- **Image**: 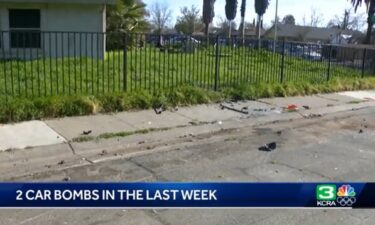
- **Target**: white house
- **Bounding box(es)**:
[0,0,116,59]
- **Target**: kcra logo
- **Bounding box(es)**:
[316,184,356,207]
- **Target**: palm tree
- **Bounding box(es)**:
[254,0,269,48]
[350,0,374,44]
[107,0,148,33]
[203,0,216,37]
[225,0,238,38]
[240,0,247,40]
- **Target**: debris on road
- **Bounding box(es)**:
[99,150,108,156]
[220,104,249,115]
[57,160,65,165]
[285,104,298,112]
[62,177,71,182]
[302,105,311,110]
[276,131,282,136]
[154,105,164,114]
[82,130,92,135]
[258,142,277,152]
[302,113,323,119]
[359,129,364,134]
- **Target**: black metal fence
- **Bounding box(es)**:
[0,31,374,100]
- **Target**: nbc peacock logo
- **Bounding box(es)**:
[316,184,357,207]
[336,185,356,207]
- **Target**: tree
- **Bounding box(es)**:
[282,15,296,25]
[254,0,269,48]
[106,0,149,33]
[175,5,204,35]
[148,3,172,35]
[217,17,237,37]
[309,7,324,27]
[240,0,247,39]
[202,0,216,36]
[351,0,375,44]
[225,0,238,38]
[327,9,365,30]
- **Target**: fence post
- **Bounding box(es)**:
[214,35,220,91]
[280,40,285,83]
[361,48,367,78]
[327,45,332,82]
[123,33,128,92]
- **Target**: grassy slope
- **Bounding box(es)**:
[1,77,375,123]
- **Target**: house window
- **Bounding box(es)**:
[9,9,41,48]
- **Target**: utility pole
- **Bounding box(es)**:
[273,0,279,53]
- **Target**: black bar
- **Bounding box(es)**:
[214,35,220,91]
[1,32,7,101]
[123,33,128,92]
[327,45,332,82]
[280,40,285,83]
[361,48,367,78]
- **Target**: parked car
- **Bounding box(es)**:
[166,36,201,45]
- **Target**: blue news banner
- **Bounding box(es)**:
[0,183,374,208]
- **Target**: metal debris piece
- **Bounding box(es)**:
[302,105,311,110]
[154,106,163,114]
[258,142,277,152]
[99,150,108,156]
[62,177,71,182]
[82,130,92,135]
[303,113,323,119]
[220,104,249,114]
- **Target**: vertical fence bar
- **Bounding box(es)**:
[123,33,128,92]
[361,48,367,78]
[280,40,285,83]
[327,45,332,82]
[214,35,220,91]
[1,32,7,102]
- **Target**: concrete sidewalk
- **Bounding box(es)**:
[1,90,375,152]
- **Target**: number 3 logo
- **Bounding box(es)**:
[316,185,337,201]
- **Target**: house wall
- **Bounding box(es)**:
[0,2,106,59]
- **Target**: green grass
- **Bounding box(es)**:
[1,77,375,123]
[0,46,371,99]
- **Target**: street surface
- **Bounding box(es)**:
[1,106,375,224]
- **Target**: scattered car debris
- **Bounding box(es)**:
[253,108,269,112]
[62,177,71,182]
[286,104,298,112]
[82,130,92,135]
[302,113,323,119]
[220,104,249,114]
[57,160,65,165]
[154,106,164,114]
[99,150,108,156]
[258,142,277,152]
[302,105,310,110]
[359,129,364,134]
